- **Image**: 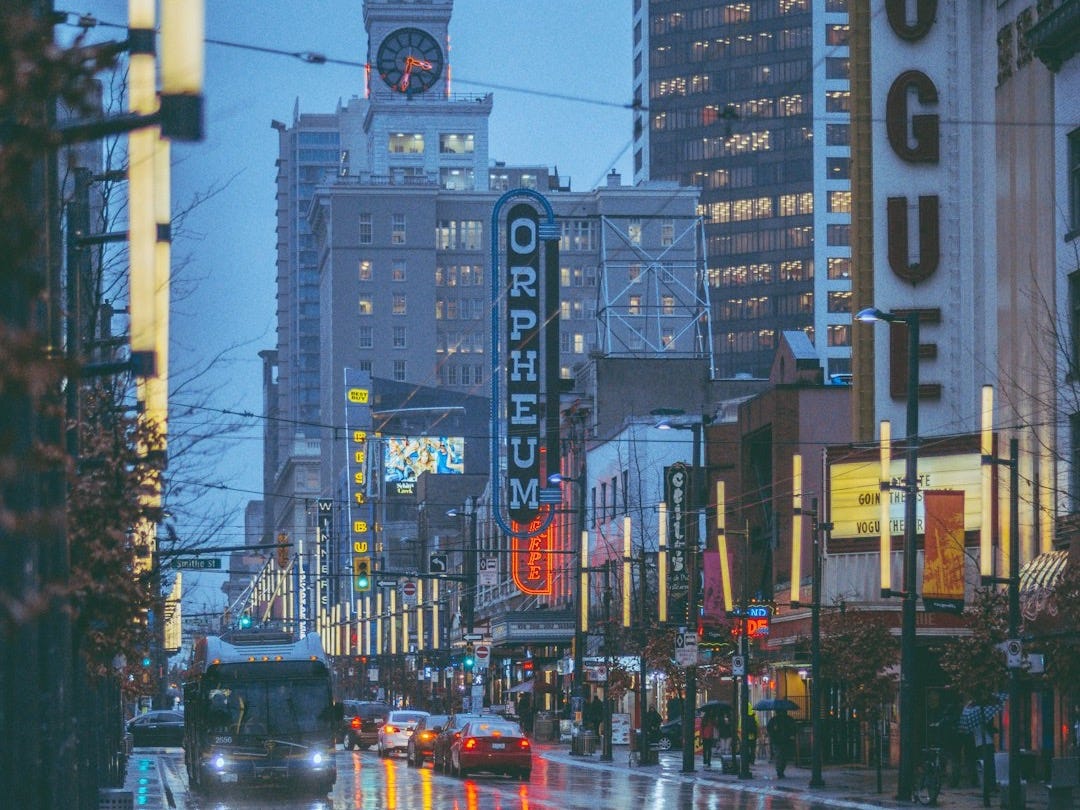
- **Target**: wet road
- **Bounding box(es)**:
[161,747,869,810]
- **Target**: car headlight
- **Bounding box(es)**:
[213,754,226,770]
[311,751,324,766]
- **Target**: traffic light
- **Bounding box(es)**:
[463,643,475,670]
[355,556,371,591]
[239,612,252,629]
[141,653,152,668]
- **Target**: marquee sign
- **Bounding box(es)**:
[665,463,690,622]
[511,514,553,595]
[505,203,542,525]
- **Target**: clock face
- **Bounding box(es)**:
[376,27,444,96]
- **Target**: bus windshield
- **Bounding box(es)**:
[206,678,331,737]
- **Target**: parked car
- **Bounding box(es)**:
[341,700,391,750]
[656,700,733,750]
[449,718,532,780]
[406,713,449,767]
[432,713,485,772]
[377,709,429,758]
[126,709,185,748]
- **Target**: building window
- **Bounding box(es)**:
[827,323,851,347]
[661,219,674,246]
[358,326,373,348]
[827,224,851,246]
[825,91,851,113]
[388,133,424,154]
[826,124,850,146]
[662,295,675,315]
[1069,127,1080,238]
[359,296,373,315]
[825,24,850,46]
[628,218,643,245]
[393,360,406,382]
[392,214,406,245]
[629,295,642,316]
[392,259,406,282]
[359,259,372,281]
[440,133,474,154]
[1069,270,1080,378]
[393,326,407,348]
[827,257,851,279]
[359,213,373,244]
[393,294,406,315]
[827,291,852,313]
[440,167,475,190]
[827,158,850,179]
[827,190,852,213]
[825,57,850,80]
[474,364,484,385]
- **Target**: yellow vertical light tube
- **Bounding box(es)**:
[389,590,398,655]
[980,385,994,579]
[716,481,733,612]
[375,591,383,655]
[579,530,589,634]
[431,579,440,650]
[658,503,668,624]
[147,135,170,456]
[402,594,410,658]
[791,454,804,606]
[416,579,424,655]
[622,517,632,628]
[161,0,204,95]
[880,420,893,595]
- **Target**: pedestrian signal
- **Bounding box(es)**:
[355,557,372,591]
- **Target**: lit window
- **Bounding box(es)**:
[358,297,373,315]
[392,214,406,245]
[440,133,475,154]
[388,133,424,154]
[359,260,372,281]
[393,295,406,315]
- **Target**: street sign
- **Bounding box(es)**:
[474,644,490,669]
[430,552,447,573]
[173,558,222,570]
[401,579,418,606]
[462,632,484,641]
[478,556,498,586]
[675,627,698,666]
[732,654,746,676]
[376,578,398,588]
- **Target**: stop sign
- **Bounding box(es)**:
[402,580,417,597]
[474,644,490,662]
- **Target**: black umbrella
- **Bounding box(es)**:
[754,698,799,712]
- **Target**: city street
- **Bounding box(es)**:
[144,743,1001,810]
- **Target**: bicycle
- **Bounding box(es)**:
[914,746,944,805]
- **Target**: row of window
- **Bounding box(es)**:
[699,191,815,223]
[708,225,815,255]
[652,59,813,97]
[709,256,851,287]
[435,298,486,320]
[684,158,812,190]
[652,27,812,68]
[650,0,815,35]
[435,264,484,287]
[437,332,485,354]
[387,132,475,155]
[652,95,806,132]
[347,358,407,383]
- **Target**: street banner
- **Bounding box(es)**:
[922,489,966,613]
[665,463,691,623]
[701,550,725,624]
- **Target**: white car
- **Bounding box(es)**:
[377,710,429,758]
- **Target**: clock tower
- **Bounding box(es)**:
[361,0,490,189]
[364,0,452,100]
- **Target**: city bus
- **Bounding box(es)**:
[183,631,338,794]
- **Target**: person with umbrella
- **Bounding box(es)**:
[766,707,797,778]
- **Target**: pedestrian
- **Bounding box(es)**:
[586,695,604,733]
[970,705,997,807]
[645,705,662,745]
[766,708,797,778]
[744,711,759,765]
[700,711,718,767]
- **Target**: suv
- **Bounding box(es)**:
[341,700,391,751]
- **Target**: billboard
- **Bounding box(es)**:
[384,435,464,496]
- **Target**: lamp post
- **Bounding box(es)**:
[809,498,826,788]
[448,499,479,710]
[656,414,704,775]
[857,306,920,801]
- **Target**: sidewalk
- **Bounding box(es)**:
[98,749,175,810]
[539,742,1061,810]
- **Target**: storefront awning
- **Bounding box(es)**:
[508,680,533,693]
[1020,549,1068,622]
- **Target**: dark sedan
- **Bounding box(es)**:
[432,713,485,772]
[406,713,449,767]
[449,718,532,780]
[126,709,185,748]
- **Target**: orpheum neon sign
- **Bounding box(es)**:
[505,203,541,525]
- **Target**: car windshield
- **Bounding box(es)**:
[391,711,427,724]
[206,679,332,736]
[424,714,450,729]
[466,721,522,738]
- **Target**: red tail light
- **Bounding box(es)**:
[518,738,531,750]
[384,724,399,734]
[463,738,479,751]
[350,717,362,730]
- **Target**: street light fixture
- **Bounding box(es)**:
[856,306,920,801]
[656,415,704,775]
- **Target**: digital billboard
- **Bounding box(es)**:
[384,435,464,496]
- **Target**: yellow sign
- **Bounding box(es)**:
[347,388,369,404]
[829,452,983,539]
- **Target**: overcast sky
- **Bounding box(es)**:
[67,2,635,611]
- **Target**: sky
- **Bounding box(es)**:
[67,2,635,611]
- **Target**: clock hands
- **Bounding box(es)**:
[398,55,434,91]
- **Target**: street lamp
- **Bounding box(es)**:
[656,415,704,775]
[857,306,920,801]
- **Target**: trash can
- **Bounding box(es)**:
[534,712,557,742]
[572,729,598,755]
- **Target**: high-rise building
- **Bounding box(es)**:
[632,0,853,380]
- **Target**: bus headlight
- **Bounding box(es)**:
[213,754,227,770]
[311,751,324,766]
